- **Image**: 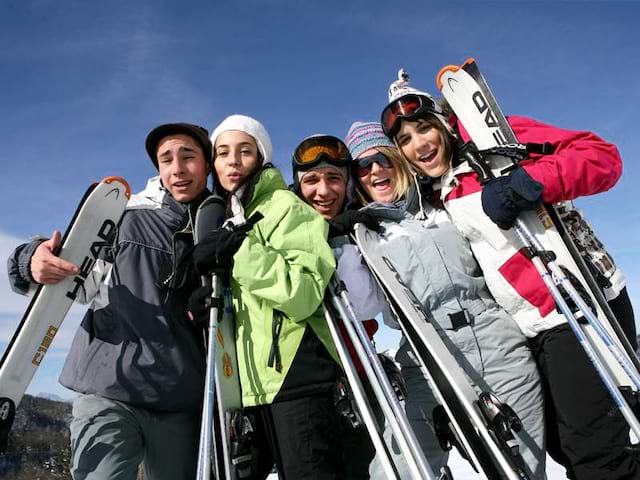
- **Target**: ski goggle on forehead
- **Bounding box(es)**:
[293,135,351,171]
[381,94,438,138]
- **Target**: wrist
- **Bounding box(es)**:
[20,237,47,283]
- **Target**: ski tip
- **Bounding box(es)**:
[436,64,461,91]
[436,58,477,90]
[102,176,132,199]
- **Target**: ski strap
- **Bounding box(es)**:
[478,142,555,163]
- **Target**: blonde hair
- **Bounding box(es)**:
[353,146,413,206]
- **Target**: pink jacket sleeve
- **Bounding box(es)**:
[509,116,622,203]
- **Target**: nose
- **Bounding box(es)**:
[316,178,330,196]
[370,161,384,174]
[169,157,185,175]
[227,150,241,166]
[413,132,426,148]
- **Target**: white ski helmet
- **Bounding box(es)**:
[382,69,453,138]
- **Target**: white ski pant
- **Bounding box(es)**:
[370,307,546,479]
[69,394,200,480]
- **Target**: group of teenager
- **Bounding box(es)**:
[7,70,638,480]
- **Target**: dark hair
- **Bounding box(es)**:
[397,114,455,178]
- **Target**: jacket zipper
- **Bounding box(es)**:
[267,312,283,373]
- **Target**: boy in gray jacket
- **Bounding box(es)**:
[8,123,212,480]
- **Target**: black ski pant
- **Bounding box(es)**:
[530,323,640,480]
[338,379,379,479]
[609,287,637,351]
[246,394,346,480]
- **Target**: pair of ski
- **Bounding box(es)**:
[326,224,530,480]
[438,58,640,438]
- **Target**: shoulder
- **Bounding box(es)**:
[117,178,180,250]
[126,176,165,210]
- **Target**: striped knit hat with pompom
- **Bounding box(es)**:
[345,121,395,160]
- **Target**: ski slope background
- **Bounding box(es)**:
[0,2,638,479]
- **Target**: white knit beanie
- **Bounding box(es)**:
[210,114,273,164]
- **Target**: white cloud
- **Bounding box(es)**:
[0,232,29,314]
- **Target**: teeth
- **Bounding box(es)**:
[419,150,436,161]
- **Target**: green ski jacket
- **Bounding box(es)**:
[230,168,338,407]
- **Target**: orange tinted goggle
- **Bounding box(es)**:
[293,135,351,170]
[381,94,437,138]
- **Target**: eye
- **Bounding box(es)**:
[302,177,318,185]
[216,149,228,157]
[417,123,432,133]
[396,135,409,147]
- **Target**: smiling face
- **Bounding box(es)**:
[355,148,397,203]
[396,118,450,178]
[299,166,347,220]
[157,134,209,203]
[214,130,260,192]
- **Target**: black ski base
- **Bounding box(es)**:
[0,397,16,453]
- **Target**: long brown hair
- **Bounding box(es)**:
[396,114,455,179]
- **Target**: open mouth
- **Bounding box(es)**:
[372,178,391,190]
[418,149,438,164]
[314,199,336,211]
[173,180,192,190]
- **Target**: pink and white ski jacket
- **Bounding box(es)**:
[439,115,622,338]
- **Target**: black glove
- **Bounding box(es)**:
[187,285,213,327]
[328,210,381,238]
[481,167,543,230]
[193,225,251,275]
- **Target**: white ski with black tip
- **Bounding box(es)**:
[354,224,531,480]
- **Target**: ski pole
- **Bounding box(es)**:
[196,276,221,480]
[545,205,640,376]
[193,193,228,480]
[322,296,400,480]
[511,223,640,438]
[328,276,437,480]
[462,144,640,437]
[513,222,640,391]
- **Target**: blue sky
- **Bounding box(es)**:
[1,0,638,413]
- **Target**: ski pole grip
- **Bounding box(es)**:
[459,141,493,185]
